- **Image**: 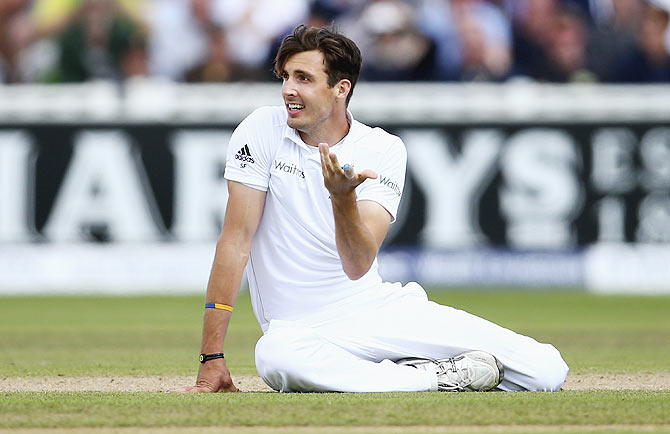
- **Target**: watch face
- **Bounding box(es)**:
[199,354,205,363]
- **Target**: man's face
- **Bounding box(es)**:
[280,50,340,137]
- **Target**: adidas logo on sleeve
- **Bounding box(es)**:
[235,144,255,164]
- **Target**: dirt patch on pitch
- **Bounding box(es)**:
[561,372,670,390]
[0,375,274,393]
[1,373,669,392]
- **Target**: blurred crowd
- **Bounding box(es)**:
[1,0,669,85]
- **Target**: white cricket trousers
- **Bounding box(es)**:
[255,282,569,393]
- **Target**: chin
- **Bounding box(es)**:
[287,117,305,130]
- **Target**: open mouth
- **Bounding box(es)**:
[287,103,304,114]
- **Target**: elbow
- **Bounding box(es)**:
[216,234,251,261]
[343,263,371,281]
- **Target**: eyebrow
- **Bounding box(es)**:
[291,69,315,79]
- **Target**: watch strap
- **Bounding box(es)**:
[199,352,224,364]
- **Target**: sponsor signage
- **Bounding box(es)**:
[4,123,669,247]
[1,83,670,292]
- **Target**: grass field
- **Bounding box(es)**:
[1,290,669,433]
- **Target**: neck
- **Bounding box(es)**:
[299,109,350,147]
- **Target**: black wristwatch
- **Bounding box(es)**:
[199,352,224,364]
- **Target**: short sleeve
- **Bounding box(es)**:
[356,137,407,223]
[224,107,275,191]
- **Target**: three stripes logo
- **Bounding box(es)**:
[235,144,255,164]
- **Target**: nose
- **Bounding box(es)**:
[282,78,297,98]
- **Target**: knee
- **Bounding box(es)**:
[255,326,315,390]
[530,344,569,392]
[255,328,294,378]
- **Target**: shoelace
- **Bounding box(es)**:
[435,356,474,391]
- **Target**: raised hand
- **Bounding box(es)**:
[318,143,377,197]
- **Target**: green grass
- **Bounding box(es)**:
[0,290,669,431]
[1,391,668,428]
[431,291,670,374]
[0,293,261,376]
[1,291,669,376]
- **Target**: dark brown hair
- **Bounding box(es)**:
[274,25,362,105]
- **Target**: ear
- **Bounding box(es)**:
[334,79,352,103]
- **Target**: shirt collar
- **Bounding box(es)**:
[283,109,362,150]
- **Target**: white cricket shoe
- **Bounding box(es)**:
[397,350,504,391]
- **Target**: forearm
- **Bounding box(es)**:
[331,191,379,280]
[200,238,250,353]
[173,240,246,394]
[171,181,264,394]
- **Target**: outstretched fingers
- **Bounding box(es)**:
[318,142,342,177]
[169,381,240,394]
[318,142,377,192]
[169,384,211,394]
[357,169,378,182]
[168,359,240,393]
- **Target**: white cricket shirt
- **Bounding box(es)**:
[224,106,407,331]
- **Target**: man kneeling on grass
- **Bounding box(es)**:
[173,25,569,394]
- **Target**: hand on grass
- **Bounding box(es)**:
[169,358,240,393]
